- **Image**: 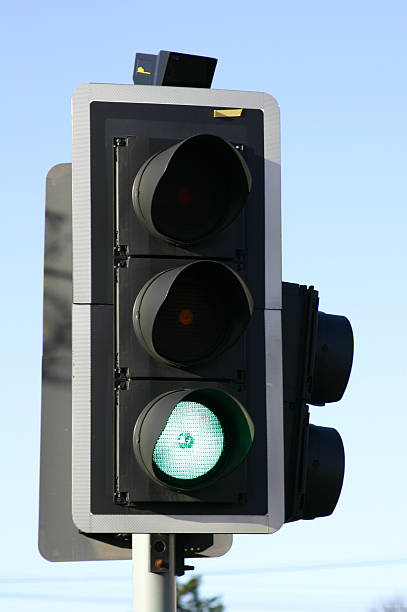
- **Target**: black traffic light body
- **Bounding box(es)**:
[282,282,353,523]
[72,84,284,534]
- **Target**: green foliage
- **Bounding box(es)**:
[177,576,224,612]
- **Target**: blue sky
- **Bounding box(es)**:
[1,1,407,610]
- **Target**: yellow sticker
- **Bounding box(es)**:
[213,108,243,118]
[136,66,151,75]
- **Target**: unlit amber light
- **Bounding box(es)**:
[178,309,194,326]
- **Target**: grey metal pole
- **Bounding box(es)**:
[132,534,177,612]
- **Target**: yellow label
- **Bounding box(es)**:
[213,108,243,118]
[136,66,151,75]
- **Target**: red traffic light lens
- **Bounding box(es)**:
[178,186,193,204]
[132,134,251,245]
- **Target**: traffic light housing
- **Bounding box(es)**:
[282,283,353,522]
[71,84,284,534]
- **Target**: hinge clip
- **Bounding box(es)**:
[114,245,129,268]
[115,367,130,391]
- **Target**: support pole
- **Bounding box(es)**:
[132,534,177,612]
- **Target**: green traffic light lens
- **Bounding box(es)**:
[152,401,224,480]
[134,389,255,492]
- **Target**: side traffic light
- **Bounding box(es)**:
[282,282,353,523]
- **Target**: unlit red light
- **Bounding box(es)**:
[178,186,193,204]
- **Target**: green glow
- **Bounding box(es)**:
[153,401,224,480]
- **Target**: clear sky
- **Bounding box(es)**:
[1,1,407,611]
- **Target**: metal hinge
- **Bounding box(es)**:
[114,137,127,148]
[115,367,130,391]
[114,245,129,268]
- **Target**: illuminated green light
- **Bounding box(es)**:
[153,401,224,480]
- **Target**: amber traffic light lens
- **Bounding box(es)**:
[133,261,253,367]
[152,264,250,364]
[178,308,194,326]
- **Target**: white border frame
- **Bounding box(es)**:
[72,83,284,534]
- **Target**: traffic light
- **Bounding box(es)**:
[282,283,353,523]
[71,83,284,534]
